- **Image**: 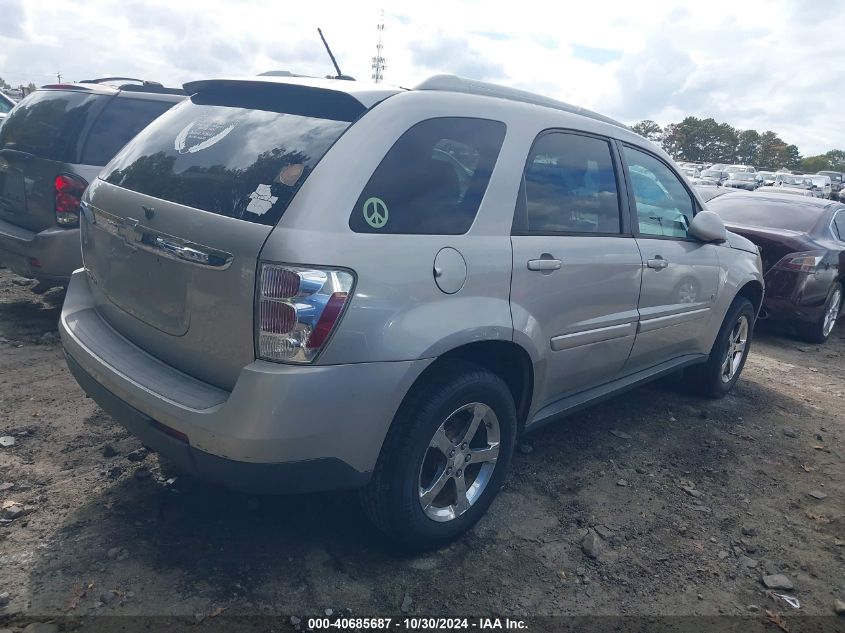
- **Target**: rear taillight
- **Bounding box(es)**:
[773,250,826,273]
[54,174,87,227]
[256,263,354,363]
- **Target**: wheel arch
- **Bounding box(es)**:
[404,340,535,434]
[736,279,764,317]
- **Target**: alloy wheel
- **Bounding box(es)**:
[418,402,500,522]
[823,286,842,338]
[721,315,749,383]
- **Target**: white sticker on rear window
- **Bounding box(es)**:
[174,119,235,154]
[246,184,279,216]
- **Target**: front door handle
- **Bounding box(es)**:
[527,258,562,271]
[647,256,669,270]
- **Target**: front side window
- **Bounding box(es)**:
[624,146,695,238]
[521,132,621,234]
[349,118,506,235]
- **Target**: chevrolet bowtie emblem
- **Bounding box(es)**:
[116,217,141,249]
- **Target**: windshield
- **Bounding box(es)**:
[102,97,351,227]
[732,173,756,181]
[702,170,723,178]
[818,171,842,183]
[779,176,810,187]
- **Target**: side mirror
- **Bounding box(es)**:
[689,210,727,243]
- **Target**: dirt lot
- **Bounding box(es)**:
[1,266,844,625]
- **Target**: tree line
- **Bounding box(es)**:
[631,117,845,173]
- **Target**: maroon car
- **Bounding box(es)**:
[708,191,844,343]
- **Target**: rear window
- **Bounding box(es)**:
[0,90,105,162]
[102,98,352,227]
[708,195,823,232]
[349,118,506,235]
[80,97,176,166]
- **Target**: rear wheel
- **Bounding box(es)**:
[799,283,842,344]
[360,360,516,550]
[688,297,755,398]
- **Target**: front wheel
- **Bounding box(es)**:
[799,283,842,344]
[688,297,756,398]
[359,360,516,550]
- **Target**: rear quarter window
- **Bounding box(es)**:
[349,117,506,235]
[0,90,105,162]
[80,97,177,166]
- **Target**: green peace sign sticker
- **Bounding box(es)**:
[363,197,389,229]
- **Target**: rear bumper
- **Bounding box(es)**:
[60,269,432,494]
[0,218,80,283]
[762,268,837,324]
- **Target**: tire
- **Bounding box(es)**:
[359,360,516,550]
[688,297,756,398]
[798,283,842,344]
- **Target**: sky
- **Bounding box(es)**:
[1,0,843,156]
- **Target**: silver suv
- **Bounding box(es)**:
[59,75,764,548]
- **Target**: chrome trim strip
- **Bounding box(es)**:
[551,321,637,351]
[84,202,234,270]
[638,307,710,334]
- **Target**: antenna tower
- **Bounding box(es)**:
[371,10,386,83]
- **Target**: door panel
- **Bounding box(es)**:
[627,238,720,371]
[619,143,721,373]
[511,235,643,407]
[510,130,642,408]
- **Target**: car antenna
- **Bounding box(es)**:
[317,27,355,81]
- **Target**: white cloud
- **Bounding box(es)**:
[0,0,842,154]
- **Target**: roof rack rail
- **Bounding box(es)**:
[414,75,628,130]
[80,77,159,86]
[79,77,185,96]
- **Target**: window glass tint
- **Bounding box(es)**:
[81,97,176,166]
[349,118,506,235]
[0,98,12,114]
[102,100,350,227]
[624,146,694,238]
[523,132,621,234]
[834,211,845,240]
[0,90,105,162]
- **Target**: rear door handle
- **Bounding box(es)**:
[527,258,562,271]
[647,256,669,270]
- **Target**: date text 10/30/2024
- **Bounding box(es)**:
[305,617,529,630]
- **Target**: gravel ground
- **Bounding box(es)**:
[0,267,844,626]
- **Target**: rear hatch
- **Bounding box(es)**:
[0,88,177,232]
[0,89,109,231]
[82,81,366,390]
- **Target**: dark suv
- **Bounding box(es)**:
[0,79,184,286]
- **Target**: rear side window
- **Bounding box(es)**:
[0,98,12,114]
[349,118,506,235]
[624,146,695,238]
[833,211,845,240]
[102,99,351,227]
[80,97,176,166]
[0,90,105,162]
[521,132,621,234]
